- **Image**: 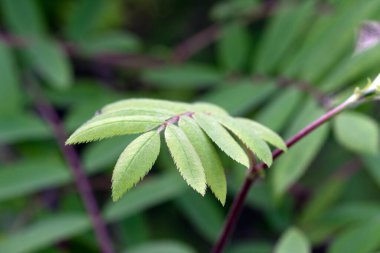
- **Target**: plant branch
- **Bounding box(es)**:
[30,82,114,253]
[212,95,356,253]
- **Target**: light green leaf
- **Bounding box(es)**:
[89,107,174,122]
[165,125,206,195]
[112,131,160,201]
[194,113,249,167]
[237,118,287,151]
[218,22,250,72]
[142,64,223,89]
[334,112,379,155]
[66,115,164,144]
[179,117,227,204]
[191,102,229,116]
[0,42,22,116]
[274,227,311,253]
[26,38,72,89]
[101,98,188,114]
[1,0,46,36]
[328,218,380,253]
[214,115,273,166]
[125,240,196,253]
[271,100,329,198]
[0,214,89,253]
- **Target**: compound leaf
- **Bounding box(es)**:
[112,131,160,201]
[165,125,206,195]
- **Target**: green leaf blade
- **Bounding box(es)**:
[112,131,160,201]
[165,125,206,195]
[66,115,164,144]
[214,115,273,166]
[194,113,249,167]
[237,118,287,151]
[179,117,227,205]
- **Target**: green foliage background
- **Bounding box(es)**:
[0,0,380,252]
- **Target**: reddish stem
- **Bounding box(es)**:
[212,98,353,253]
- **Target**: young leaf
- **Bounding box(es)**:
[179,117,227,204]
[112,131,160,201]
[191,102,229,116]
[237,118,287,151]
[194,113,249,167]
[214,115,273,166]
[274,227,311,253]
[89,107,174,122]
[165,125,206,195]
[101,98,189,114]
[66,115,164,144]
[334,112,379,155]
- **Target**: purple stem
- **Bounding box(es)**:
[34,91,114,253]
[212,98,353,253]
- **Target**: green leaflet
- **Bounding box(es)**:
[214,115,273,166]
[165,125,206,195]
[101,98,189,114]
[66,115,164,144]
[191,102,229,116]
[112,131,160,201]
[274,227,311,253]
[194,113,249,167]
[179,117,227,204]
[237,118,287,151]
[334,112,379,155]
[89,108,174,122]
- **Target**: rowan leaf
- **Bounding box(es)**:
[194,113,249,167]
[165,125,206,195]
[237,118,287,151]
[112,131,160,201]
[214,115,273,166]
[66,115,164,144]
[101,98,189,114]
[179,117,227,205]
